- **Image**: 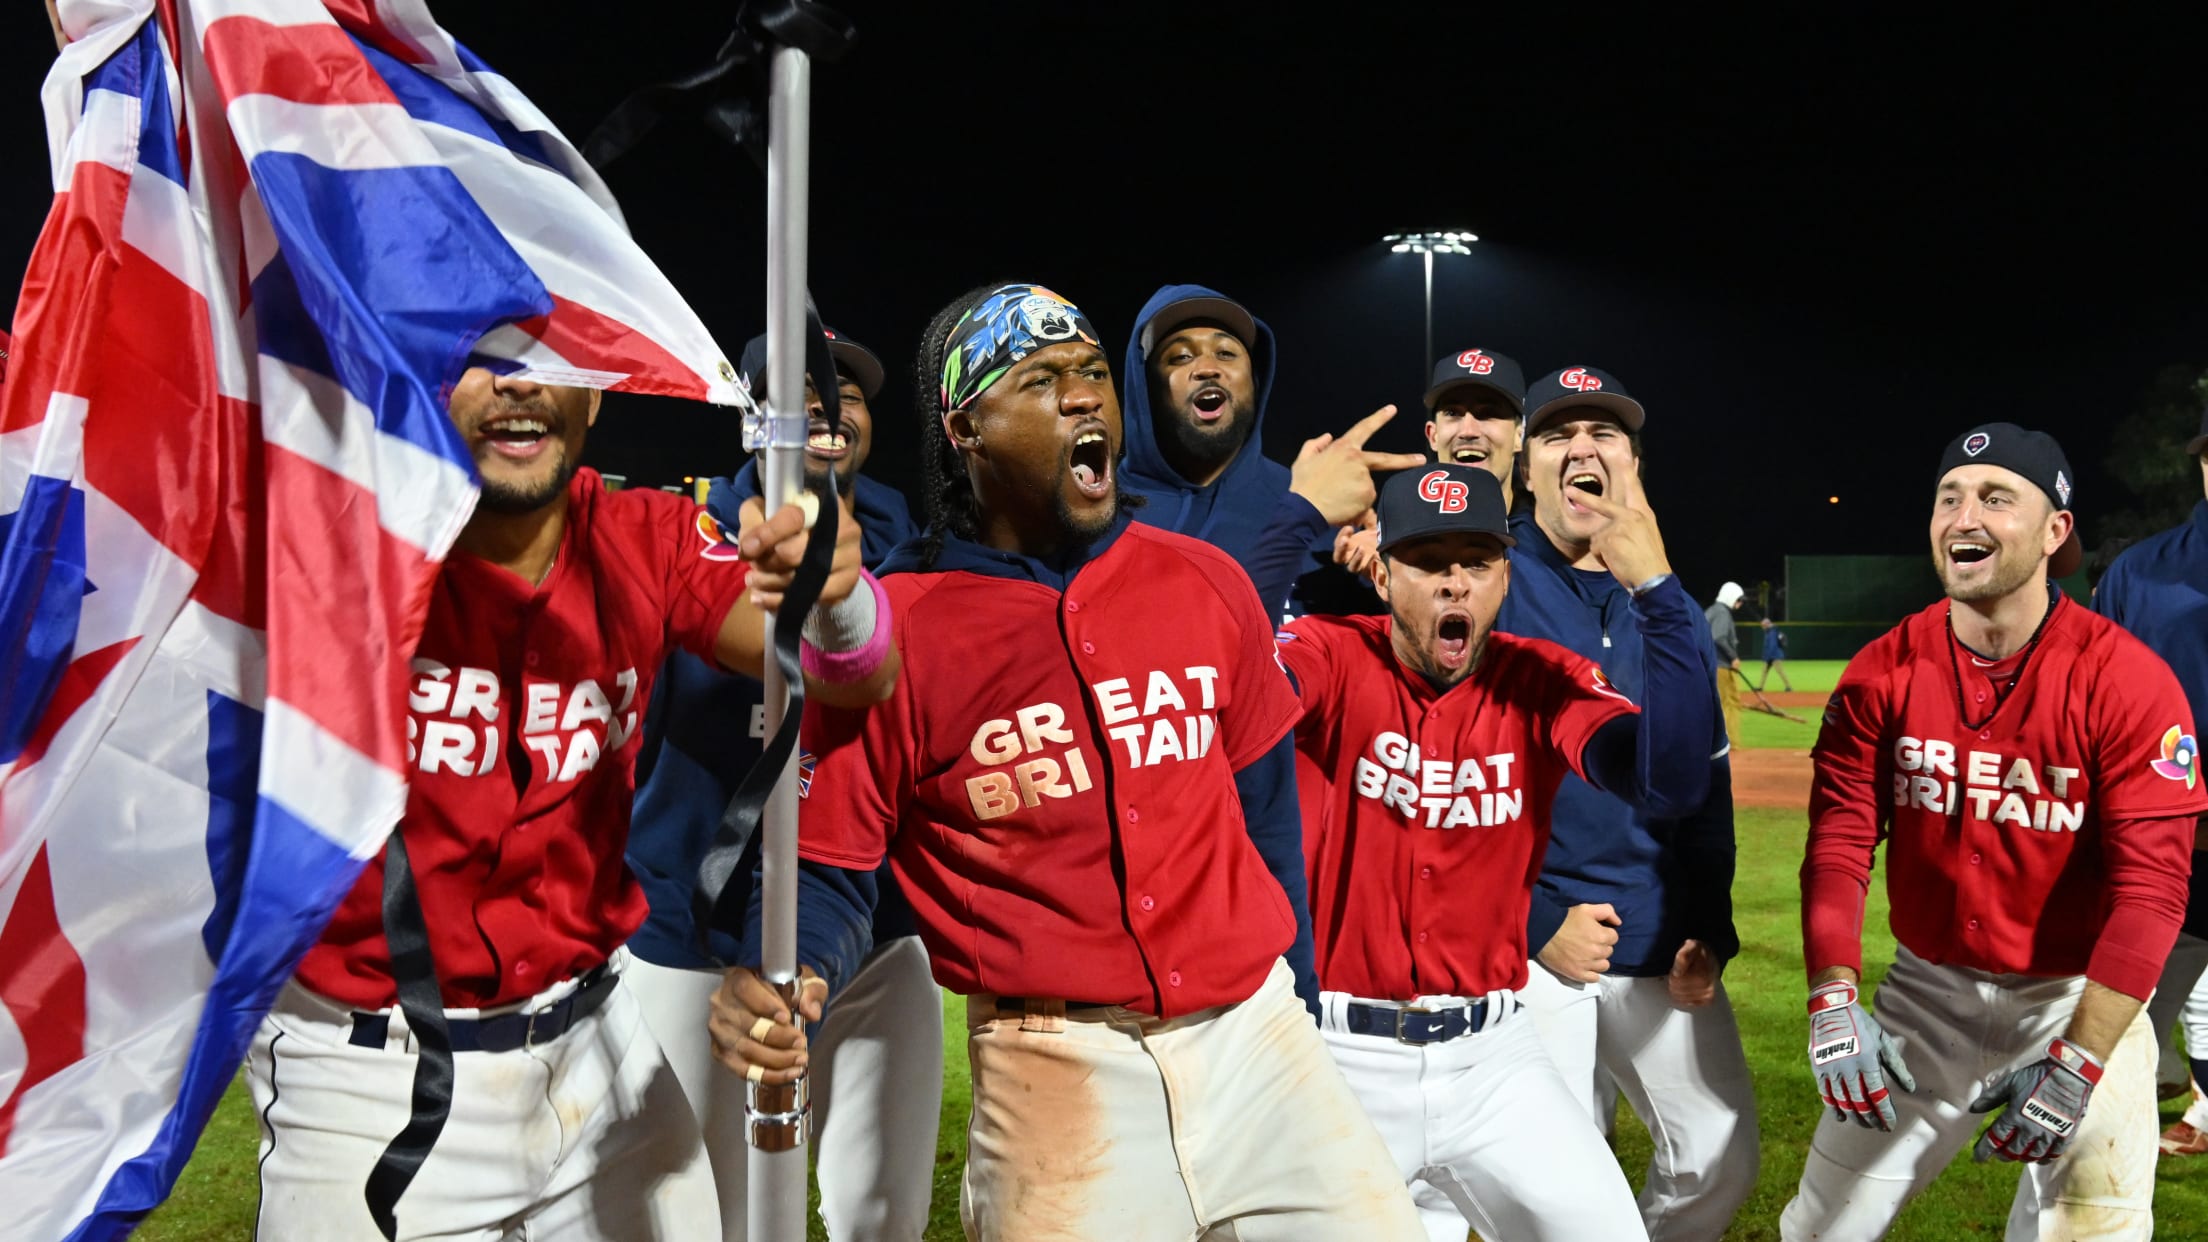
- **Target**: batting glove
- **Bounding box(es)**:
[1969,1038,2103,1164]
[1808,979,1917,1130]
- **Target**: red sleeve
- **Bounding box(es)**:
[1543,649,1639,783]
[1274,616,1334,711]
[2082,647,2208,997]
[795,601,915,870]
[662,498,752,664]
[1801,647,1892,978]
[1212,570,1306,771]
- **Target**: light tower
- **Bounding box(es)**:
[1383,231,1477,378]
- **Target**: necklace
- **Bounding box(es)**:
[1946,582,2060,733]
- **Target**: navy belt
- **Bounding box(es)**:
[349,965,617,1054]
[1342,998,1509,1044]
[992,995,1115,1013]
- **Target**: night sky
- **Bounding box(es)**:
[5,4,2204,599]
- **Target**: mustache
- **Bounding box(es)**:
[472,397,561,425]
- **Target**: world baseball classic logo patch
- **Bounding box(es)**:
[695,509,744,562]
[2151,726,2198,789]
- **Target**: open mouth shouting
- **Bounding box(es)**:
[1434,610,1474,670]
[1946,539,1995,568]
[1563,468,1606,513]
[479,410,557,463]
[1070,424,1113,500]
[1189,385,1231,424]
[1449,440,1492,467]
[806,416,852,462]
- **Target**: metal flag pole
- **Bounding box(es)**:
[749,41,812,1242]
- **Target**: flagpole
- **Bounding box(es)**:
[749,40,812,1242]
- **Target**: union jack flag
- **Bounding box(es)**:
[0,4,738,1237]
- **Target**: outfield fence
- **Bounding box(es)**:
[1746,554,2091,662]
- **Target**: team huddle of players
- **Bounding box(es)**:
[245,278,2208,1242]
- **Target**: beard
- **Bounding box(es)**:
[1052,488,1121,546]
[476,443,579,515]
[1393,613,1495,688]
[1937,542,2041,603]
[802,456,861,497]
[1162,400,1255,477]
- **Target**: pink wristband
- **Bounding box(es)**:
[800,571,891,683]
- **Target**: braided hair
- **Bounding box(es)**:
[911,282,1005,570]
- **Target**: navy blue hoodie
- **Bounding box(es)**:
[1498,509,1739,976]
[2095,499,2208,937]
[625,465,919,971]
[758,513,1323,1014]
[1121,284,1337,618]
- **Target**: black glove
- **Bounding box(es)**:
[1808,979,1917,1131]
[1970,1037,2103,1164]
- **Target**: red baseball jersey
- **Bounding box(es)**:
[298,468,751,1008]
[1277,614,1636,999]
[796,524,1303,1019]
[1803,595,2206,999]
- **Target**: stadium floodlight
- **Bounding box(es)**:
[1381,231,1480,379]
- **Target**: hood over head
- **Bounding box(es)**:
[1120,283,1280,494]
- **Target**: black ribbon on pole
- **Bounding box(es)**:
[583,5,855,952]
[363,829,455,1239]
[363,8,857,1232]
[580,1,854,176]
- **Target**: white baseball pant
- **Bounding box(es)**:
[1515,963,1760,1242]
[248,959,716,1241]
[2148,931,2208,1094]
[1779,946,2158,1242]
[960,958,1423,1240]
[1320,988,1648,1242]
[625,934,944,1241]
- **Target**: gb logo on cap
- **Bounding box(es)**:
[1457,350,1495,375]
[1560,367,1601,392]
[1963,431,1991,457]
[1417,470,1470,514]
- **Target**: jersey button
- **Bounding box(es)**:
[1967,918,1981,930]
[1139,895,1156,912]
[1167,970,1182,988]
[1082,641,1096,655]
[1979,730,1991,740]
[1125,808,1140,824]
[515,961,533,977]
[1065,601,1081,614]
[1420,866,1434,880]
[525,651,540,668]
[1971,852,1983,865]
[1416,932,1429,944]
[1975,691,1986,703]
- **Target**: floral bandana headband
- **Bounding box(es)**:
[938,284,1102,413]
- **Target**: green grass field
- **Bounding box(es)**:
[140,661,2208,1240]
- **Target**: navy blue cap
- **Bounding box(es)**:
[1523,366,1646,436]
[1139,293,1258,359]
[1937,422,2081,577]
[1375,465,1515,555]
[1423,347,1525,413]
[739,327,885,401]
